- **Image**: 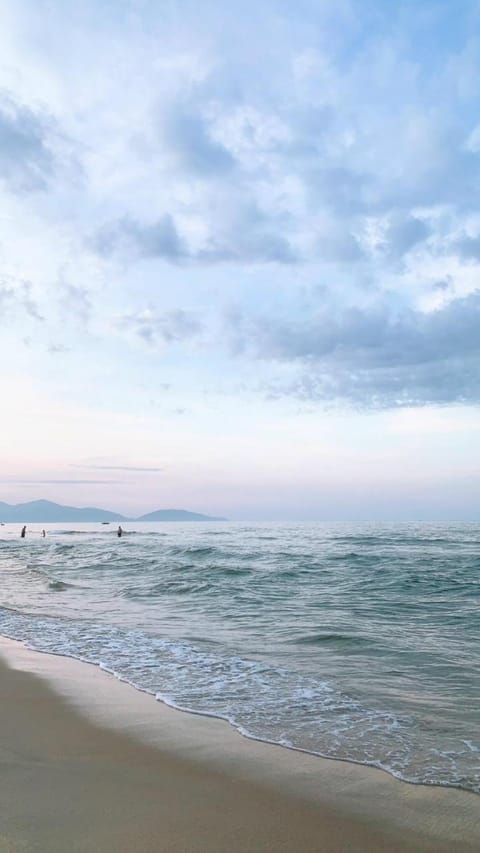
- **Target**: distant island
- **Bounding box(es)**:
[0,500,227,523]
[136,509,226,522]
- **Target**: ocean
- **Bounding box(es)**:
[0,521,478,792]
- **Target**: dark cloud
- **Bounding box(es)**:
[383,213,431,259]
[48,343,69,353]
[227,290,480,408]
[302,164,373,218]
[3,479,127,485]
[0,95,55,192]
[314,225,363,264]
[20,282,44,321]
[454,235,480,261]
[94,215,185,262]
[118,308,203,346]
[73,465,163,472]
[0,276,43,321]
[268,358,480,409]
[432,279,451,292]
[163,108,235,176]
[93,208,297,265]
[199,226,297,265]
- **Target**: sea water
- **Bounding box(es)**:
[0,521,478,792]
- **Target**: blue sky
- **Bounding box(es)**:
[0,0,479,519]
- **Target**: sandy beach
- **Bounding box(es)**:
[0,638,478,852]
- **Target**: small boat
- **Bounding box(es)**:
[101,522,110,525]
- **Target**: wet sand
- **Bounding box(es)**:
[0,638,478,852]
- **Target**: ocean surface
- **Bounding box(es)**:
[0,521,478,792]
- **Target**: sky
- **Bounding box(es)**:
[0,0,479,520]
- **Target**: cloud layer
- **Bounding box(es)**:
[227,289,480,407]
[1,0,480,412]
[0,95,55,192]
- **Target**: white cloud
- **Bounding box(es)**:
[0,0,479,515]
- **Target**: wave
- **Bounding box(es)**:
[327,551,364,561]
[215,565,252,576]
[331,535,463,547]
[47,580,72,591]
[0,609,477,794]
[0,521,478,795]
[121,580,212,599]
[50,530,87,535]
[169,545,217,557]
[293,632,368,646]
[25,563,85,592]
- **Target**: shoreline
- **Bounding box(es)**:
[0,637,479,851]
[1,631,476,799]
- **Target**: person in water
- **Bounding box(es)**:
[117,525,123,538]
[42,529,46,538]
[20,525,26,538]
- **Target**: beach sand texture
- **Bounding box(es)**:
[0,639,478,853]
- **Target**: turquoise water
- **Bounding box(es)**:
[0,521,478,791]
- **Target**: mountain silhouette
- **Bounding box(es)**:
[0,500,226,523]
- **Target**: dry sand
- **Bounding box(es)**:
[0,638,478,852]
